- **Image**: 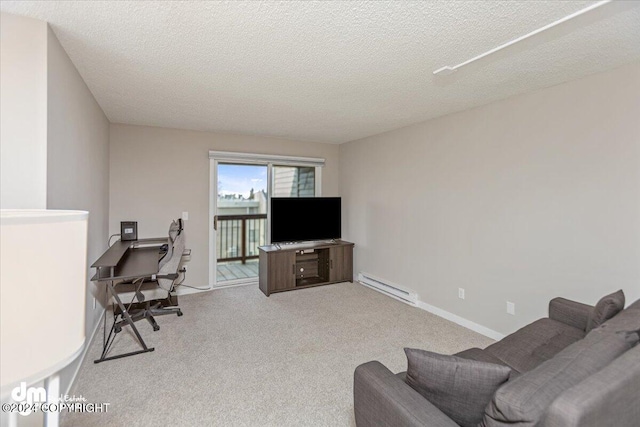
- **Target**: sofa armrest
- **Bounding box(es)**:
[354,361,459,427]
[548,297,593,331]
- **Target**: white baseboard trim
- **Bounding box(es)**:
[356,280,505,341]
[64,307,105,396]
[415,300,505,341]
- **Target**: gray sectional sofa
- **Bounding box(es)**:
[354,290,640,427]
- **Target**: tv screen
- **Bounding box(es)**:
[271,197,341,243]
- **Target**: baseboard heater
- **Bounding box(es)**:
[358,272,418,305]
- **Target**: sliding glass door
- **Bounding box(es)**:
[215,163,268,284]
[272,165,315,197]
[209,152,324,288]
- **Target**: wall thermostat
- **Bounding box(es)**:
[120,221,138,241]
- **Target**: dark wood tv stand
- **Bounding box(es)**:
[258,240,354,296]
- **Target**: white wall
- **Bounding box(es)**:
[109,124,341,288]
[0,13,48,209]
[46,26,110,393]
[0,14,110,427]
[340,63,640,336]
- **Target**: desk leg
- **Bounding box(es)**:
[94,282,155,363]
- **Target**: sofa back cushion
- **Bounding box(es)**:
[404,348,512,427]
[586,289,625,332]
[593,299,640,334]
[480,329,638,427]
[484,318,585,374]
[539,345,640,427]
[626,298,640,311]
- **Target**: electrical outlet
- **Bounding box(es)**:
[93,297,96,309]
[182,211,189,221]
[458,288,465,300]
[507,301,515,315]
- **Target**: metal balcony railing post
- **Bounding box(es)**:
[241,217,247,264]
[216,214,266,264]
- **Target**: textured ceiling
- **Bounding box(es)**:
[2,1,640,144]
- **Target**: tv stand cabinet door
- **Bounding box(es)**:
[329,245,353,282]
[260,250,295,295]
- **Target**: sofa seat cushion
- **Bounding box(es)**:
[485,318,585,373]
[480,330,639,427]
[404,348,512,427]
[453,347,509,365]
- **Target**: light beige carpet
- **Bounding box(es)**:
[62,282,494,427]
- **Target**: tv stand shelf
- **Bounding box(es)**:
[258,240,354,296]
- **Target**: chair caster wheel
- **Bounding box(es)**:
[114,325,122,333]
[177,310,183,317]
[153,325,160,331]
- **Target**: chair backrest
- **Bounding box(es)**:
[157,224,185,291]
[159,219,181,270]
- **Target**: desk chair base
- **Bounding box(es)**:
[145,304,183,331]
[114,298,183,333]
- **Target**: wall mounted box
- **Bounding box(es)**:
[120,221,138,241]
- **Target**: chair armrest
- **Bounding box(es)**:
[548,297,593,331]
[353,361,459,427]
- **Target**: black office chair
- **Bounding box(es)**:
[113,219,187,332]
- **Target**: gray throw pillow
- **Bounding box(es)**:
[480,329,639,427]
[404,348,512,427]
[586,289,625,332]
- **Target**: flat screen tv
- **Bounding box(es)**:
[270,197,341,244]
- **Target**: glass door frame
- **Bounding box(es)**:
[208,151,324,288]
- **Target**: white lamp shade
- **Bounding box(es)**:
[1,210,88,396]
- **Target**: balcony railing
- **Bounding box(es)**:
[216,214,267,263]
